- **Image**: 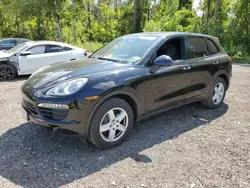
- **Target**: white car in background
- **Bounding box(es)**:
[0,41,87,80]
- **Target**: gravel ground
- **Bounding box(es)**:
[0,64,250,188]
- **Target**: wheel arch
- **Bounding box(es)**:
[0,60,9,66]
[85,90,141,137]
[112,93,138,121]
[0,60,18,72]
[212,70,230,90]
[217,74,229,90]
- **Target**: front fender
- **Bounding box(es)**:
[84,87,142,138]
[0,57,18,72]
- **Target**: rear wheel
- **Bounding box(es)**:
[202,77,226,108]
[88,98,134,149]
[0,64,16,80]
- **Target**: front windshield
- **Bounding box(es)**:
[6,43,30,54]
[91,36,160,64]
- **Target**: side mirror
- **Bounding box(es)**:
[21,51,32,56]
[150,55,173,73]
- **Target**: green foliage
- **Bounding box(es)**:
[144,9,197,32]
[74,41,103,53]
[0,0,249,62]
[232,55,250,64]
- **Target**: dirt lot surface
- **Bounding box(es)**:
[0,64,250,188]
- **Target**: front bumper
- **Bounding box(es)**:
[22,104,81,132]
[21,88,95,136]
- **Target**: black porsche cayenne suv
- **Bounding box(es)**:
[21,32,232,149]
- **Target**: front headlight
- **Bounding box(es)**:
[46,78,88,96]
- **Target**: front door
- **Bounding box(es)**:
[143,37,197,113]
[18,45,48,75]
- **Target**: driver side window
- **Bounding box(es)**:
[156,37,184,61]
[28,46,46,55]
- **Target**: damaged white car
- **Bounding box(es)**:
[0,41,87,80]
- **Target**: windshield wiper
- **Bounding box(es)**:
[96,57,120,63]
[89,56,129,64]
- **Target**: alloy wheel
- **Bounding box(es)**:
[0,66,15,80]
[213,82,224,104]
[99,107,128,142]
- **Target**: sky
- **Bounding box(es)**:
[153,0,202,12]
[192,0,201,9]
[193,0,203,16]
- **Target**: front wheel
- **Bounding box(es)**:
[0,64,16,80]
[201,77,226,108]
[88,98,134,149]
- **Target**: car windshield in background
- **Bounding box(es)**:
[90,36,160,64]
[6,43,29,54]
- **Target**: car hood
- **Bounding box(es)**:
[0,52,11,60]
[27,58,134,89]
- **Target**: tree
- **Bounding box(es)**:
[0,0,249,57]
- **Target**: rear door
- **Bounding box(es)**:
[45,45,74,64]
[186,36,219,98]
[205,38,222,69]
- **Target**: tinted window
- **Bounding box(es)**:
[207,39,219,55]
[188,37,208,58]
[29,46,46,55]
[47,45,65,53]
[157,38,183,60]
[0,40,16,46]
[64,46,73,51]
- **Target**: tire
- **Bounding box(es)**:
[88,98,134,149]
[0,64,16,80]
[201,77,226,109]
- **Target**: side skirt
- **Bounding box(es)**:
[137,97,204,122]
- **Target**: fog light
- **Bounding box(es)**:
[37,103,69,109]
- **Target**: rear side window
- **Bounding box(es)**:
[0,40,16,46]
[207,39,219,55]
[47,45,65,53]
[187,37,208,58]
[64,46,73,51]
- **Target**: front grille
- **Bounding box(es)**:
[37,107,68,120]
[23,100,38,115]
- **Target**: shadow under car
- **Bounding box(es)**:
[0,102,228,188]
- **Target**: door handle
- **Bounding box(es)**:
[213,62,220,65]
[183,66,191,70]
